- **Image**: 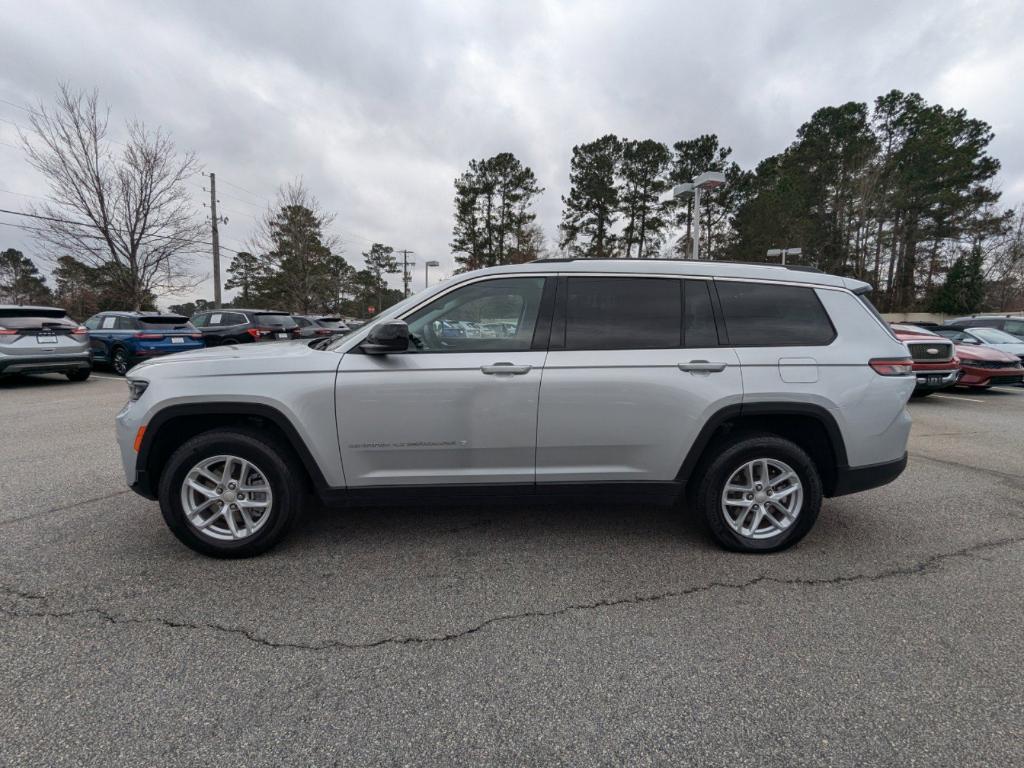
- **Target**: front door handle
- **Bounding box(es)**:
[481,363,533,375]
[678,360,728,373]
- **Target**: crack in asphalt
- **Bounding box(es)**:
[2,534,1022,654]
[0,489,134,528]
[910,452,1024,485]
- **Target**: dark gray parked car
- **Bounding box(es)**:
[0,305,91,380]
[291,315,351,339]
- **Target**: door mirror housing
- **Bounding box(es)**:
[961,337,980,345]
[361,320,409,354]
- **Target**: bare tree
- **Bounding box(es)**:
[21,84,203,310]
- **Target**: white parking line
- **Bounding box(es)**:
[932,394,986,403]
[89,373,125,381]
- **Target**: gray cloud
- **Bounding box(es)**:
[2,0,1022,305]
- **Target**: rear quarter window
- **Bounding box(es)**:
[716,281,836,346]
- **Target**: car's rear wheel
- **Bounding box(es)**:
[221,337,239,345]
[694,434,822,553]
[66,368,91,382]
[111,346,131,375]
[910,390,933,398]
[157,429,303,557]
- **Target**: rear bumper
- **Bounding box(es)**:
[913,369,958,390]
[830,453,907,497]
[0,353,91,376]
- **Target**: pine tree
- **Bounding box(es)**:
[451,152,544,271]
[559,134,622,257]
[618,139,671,258]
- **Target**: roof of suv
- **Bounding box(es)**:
[467,259,869,292]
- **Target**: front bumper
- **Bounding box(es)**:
[957,367,1024,387]
[0,353,91,376]
[830,453,908,497]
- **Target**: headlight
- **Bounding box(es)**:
[127,379,149,401]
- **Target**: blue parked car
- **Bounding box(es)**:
[83,311,205,375]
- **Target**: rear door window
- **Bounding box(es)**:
[716,281,835,346]
[564,277,681,350]
[683,280,719,347]
[116,317,136,330]
[101,316,117,330]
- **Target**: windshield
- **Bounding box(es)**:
[971,327,1020,344]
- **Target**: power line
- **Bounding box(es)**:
[0,206,242,254]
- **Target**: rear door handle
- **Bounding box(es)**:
[678,360,728,373]
[481,363,533,375]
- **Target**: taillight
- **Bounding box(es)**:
[870,357,914,376]
[71,325,88,335]
[134,332,162,339]
[246,328,261,339]
[191,333,202,340]
[0,327,16,335]
[315,329,332,335]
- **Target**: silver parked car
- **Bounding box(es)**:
[116,260,914,557]
[0,305,91,381]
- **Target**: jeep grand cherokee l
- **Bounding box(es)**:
[116,260,914,557]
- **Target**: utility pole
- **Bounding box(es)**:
[398,249,415,297]
[208,172,222,308]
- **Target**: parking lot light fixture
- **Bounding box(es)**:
[672,172,727,260]
[424,260,440,288]
[767,247,802,265]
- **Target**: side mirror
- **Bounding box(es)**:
[361,320,409,354]
[961,337,980,345]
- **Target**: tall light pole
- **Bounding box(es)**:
[767,247,802,265]
[424,259,440,289]
[672,170,727,260]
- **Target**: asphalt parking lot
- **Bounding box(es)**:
[1,374,1022,767]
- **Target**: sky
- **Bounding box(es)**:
[2,0,1024,307]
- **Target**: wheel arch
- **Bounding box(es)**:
[134,402,328,499]
[677,402,849,498]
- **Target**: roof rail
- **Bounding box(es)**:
[528,256,822,273]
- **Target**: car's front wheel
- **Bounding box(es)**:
[157,429,303,557]
[66,368,91,382]
[694,434,822,553]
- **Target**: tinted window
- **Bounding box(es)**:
[717,281,835,346]
[255,313,296,328]
[405,277,545,353]
[292,317,310,327]
[684,280,718,347]
[84,316,101,330]
[1003,319,1024,336]
[565,277,681,350]
[138,315,191,330]
[116,317,136,330]
[192,314,209,327]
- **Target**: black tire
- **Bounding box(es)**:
[221,337,239,346]
[910,390,933,398]
[111,346,131,376]
[693,433,822,553]
[157,429,304,558]
[66,368,91,382]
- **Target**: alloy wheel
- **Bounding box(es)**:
[720,458,803,540]
[180,454,274,542]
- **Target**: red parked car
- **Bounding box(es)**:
[947,338,1024,389]
[890,324,959,396]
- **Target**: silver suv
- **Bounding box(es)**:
[0,305,91,381]
[116,260,914,557]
